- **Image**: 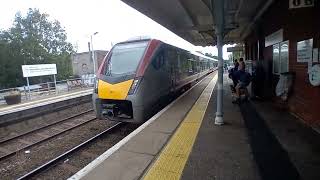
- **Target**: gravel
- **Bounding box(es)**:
[0,102,93,141]
[31,123,139,180]
[0,116,108,179]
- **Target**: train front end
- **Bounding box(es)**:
[93,39,158,123]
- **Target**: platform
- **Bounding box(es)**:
[0,89,93,126]
[0,89,92,116]
[70,73,320,180]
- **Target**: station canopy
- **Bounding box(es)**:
[121,0,273,46]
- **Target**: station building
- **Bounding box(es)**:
[71,50,108,77]
[243,0,320,129]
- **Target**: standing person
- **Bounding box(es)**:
[238,57,245,70]
[224,63,228,73]
[228,59,239,91]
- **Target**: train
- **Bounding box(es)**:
[93,38,217,123]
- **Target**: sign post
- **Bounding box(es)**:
[53,74,57,94]
[22,64,58,99]
[26,77,31,100]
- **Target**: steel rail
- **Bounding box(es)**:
[0,109,93,144]
[0,117,97,161]
[17,122,123,180]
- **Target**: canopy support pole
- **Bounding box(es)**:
[215,29,224,125]
[211,0,225,125]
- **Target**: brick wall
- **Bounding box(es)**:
[245,0,320,127]
[71,50,108,77]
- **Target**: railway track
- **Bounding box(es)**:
[17,122,123,180]
[0,110,95,161]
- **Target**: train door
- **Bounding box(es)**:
[168,48,177,92]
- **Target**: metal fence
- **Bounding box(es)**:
[0,74,95,106]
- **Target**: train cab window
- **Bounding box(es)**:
[105,41,148,76]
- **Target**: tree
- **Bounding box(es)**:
[0,8,74,88]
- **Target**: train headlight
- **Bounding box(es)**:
[94,79,99,94]
[128,77,141,95]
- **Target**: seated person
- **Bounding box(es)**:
[233,62,251,102]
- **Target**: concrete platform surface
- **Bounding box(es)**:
[180,76,260,180]
[0,89,92,116]
[251,100,320,180]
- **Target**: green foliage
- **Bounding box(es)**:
[0,8,74,89]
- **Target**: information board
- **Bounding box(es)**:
[309,64,320,86]
[313,48,319,63]
[297,39,313,62]
[22,64,57,77]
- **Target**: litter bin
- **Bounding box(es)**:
[275,72,295,101]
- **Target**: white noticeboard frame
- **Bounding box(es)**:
[22,64,57,77]
[21,64,58,99]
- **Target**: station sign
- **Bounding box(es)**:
[265,29,283,47]
[227,46,244,52]
[22,64,57,77]
[289,0,314,9]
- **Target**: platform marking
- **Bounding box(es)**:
[143,75,217,180]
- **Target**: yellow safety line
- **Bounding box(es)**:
[143,75,218,180]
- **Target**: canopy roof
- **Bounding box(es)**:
[121,0,273,46]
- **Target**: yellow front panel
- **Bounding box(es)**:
[98,79,133,100]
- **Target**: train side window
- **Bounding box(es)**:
[177,52,182,73]
[152,51,165,70]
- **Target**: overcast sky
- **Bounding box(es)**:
[0,0,233,59]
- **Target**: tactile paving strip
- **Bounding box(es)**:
[143,75,217,180]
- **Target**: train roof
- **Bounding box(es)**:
[190,51,218,61]
[116,37,218,61]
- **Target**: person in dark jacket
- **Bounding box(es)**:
[233,62,251,103]
[228,59,239,90]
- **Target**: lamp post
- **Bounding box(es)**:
[90,32,99,74]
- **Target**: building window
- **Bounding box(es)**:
[273,41,289,74]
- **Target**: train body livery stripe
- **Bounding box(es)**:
[98,79,133,100]
[136,39,161,77]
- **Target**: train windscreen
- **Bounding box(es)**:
[106,41,148,76]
